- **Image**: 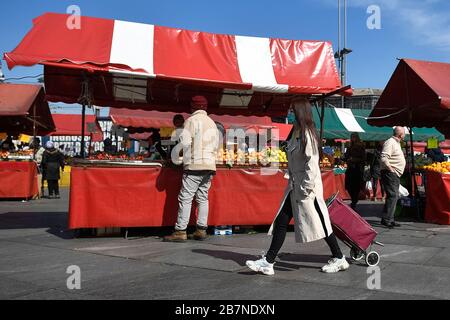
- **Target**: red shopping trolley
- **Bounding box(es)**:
[326,193,384,266]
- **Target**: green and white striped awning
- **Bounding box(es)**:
[310,107,445,141]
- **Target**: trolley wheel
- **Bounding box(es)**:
[350,247,365,261]
[366,251,380,267]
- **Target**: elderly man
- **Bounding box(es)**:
[164,96,219,242]
[380,126,406,228]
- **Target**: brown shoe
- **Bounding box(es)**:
[188,229,208,241]
[163,230,187,242]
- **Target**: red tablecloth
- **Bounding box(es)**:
[0,161,39,199]
[425,172,450,225]
[68,166,347,229]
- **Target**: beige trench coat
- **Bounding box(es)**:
[269,129,333,243]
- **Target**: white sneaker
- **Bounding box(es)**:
[321,256,350,273]
[246,257,275,276]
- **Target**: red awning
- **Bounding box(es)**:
[270,122,293,141]
[50,114,103,141]
[368,59,450,137]
[0,83,55,135]
[110,108,273,133]
[4,13,349,117]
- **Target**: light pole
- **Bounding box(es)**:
[335,0,352,107]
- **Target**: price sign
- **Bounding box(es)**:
[427,137,438,149]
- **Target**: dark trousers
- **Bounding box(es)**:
[47,180,59,196]
[266,193,343,264]
[372,176,385,198]
[381,170,400,223]
[345,166,363,206]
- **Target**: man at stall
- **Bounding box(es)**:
[164,96,219,242]
[380,126,406,228]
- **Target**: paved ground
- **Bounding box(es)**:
[1,188,450,300]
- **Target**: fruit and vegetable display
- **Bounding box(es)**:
[420,161,450,174]
[414,154,433,168]
[216,147,288,167]
[0,150,34,160]
[88,152,145,161]
[320,156,334,169]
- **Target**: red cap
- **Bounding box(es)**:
[191,95,208,110]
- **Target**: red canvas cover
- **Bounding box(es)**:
[369,59,450,135]
[4,13,348,117]
[49,114,103,141]
[0,162,39,199]
[0,83,55,135]
[110,108,272,133]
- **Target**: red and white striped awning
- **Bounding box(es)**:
[4,13,347,117]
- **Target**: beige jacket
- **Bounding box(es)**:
[381,137,406,177]
[178,110,219,171]
[269,128,333,243]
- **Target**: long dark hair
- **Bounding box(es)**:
[291,97,322,158]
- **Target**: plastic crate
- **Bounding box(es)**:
[214,226,232,235]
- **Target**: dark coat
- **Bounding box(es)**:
[41,148,65,180]
[370,150,382,178]
[344,142,366,169]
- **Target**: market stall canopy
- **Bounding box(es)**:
[412,140,450,154]
[4,12,349,117]
[272,107,445,141]
[49,114,103,141]
[368,59,450,138]
[0,83,55,135]
[109,108,273,133]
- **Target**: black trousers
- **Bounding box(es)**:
[47,180,60,196]
[266,193,343,264]
[345,166,363,206]
[381,170,400,223]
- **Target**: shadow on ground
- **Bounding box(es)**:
[191,249,336,273]
[0,211,74,239]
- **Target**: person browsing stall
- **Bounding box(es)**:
[164,96,219,242]
[41,141,65,199]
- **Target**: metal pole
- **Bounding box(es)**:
[319,99,325,142]
[32,102,37,160]
[338,0,341,76]
[81,103,86,158]
[344,0,347,84]
[341,0,347,108]
[403,62,421,220]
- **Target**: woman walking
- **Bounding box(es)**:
[41,141,65,199]
[343,133,366,209]
[246,98,349,275]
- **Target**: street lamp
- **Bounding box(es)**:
[334,48,353,85]
[334,48,352,108]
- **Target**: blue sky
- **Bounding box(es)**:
[1,0,449,114]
